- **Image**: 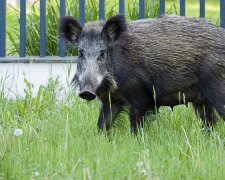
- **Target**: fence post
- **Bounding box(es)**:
[59,0,66,57]
[119,0,125,15]
[99,0,105,20]
[160,0,165,15]
[221,0,225,28]
[40,0,46,57]
[180,0,185,16]
[79,0,85,26]
[20,0,26,57]
[0,0,6,57]
[200,0,205,18]
[139,0,145,19]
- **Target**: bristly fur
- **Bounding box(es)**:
[61,14,225,135]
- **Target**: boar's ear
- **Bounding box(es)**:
[59,16,82,44]
[102,15,127,42]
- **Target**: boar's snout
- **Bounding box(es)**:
[79,88,96,101]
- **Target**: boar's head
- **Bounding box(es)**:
[59,15,126,101]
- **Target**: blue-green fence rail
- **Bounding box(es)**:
[0,0,225,62]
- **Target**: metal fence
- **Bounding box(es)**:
[0,0,225,63]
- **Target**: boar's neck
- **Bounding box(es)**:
[107,33,154,82]
[106,33,158,108]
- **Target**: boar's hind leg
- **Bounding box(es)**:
[198,66,225,123]
[193,100,217,128]
[201,87,225,122]
[129,108,146,135]
[97,100,124,132]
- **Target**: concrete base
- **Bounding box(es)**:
[0,63,77,98]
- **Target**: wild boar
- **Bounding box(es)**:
[59,15,225,134]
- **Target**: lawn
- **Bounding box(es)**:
[1,77,225,179]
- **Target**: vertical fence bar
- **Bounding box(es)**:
[160,0,165,15]
[0,0,6,57]
[139,0,145,19]
[221,0,225,28]
[180,0,185,16]
[40,0,46,57]
[20,0,26,57]
[119,0,125,15]
[99,0,105,20]
[59,0,66,57]
[79,0,85,26]
[200,0,205,18]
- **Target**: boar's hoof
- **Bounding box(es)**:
[79,91,96,101]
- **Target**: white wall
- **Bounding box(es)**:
[0,63,77,98]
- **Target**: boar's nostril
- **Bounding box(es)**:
[79,91,96,101]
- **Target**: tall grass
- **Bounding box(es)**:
[0,77,225,179]
[7,0,160,56]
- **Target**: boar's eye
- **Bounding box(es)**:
[99,50,105,58]
[78,49,85,58]
[97,50,105,61]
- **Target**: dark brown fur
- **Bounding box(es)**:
[60,15,225,134]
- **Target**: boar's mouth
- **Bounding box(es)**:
[95,73,118,99]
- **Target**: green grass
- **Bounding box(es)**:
[1,77,225,179]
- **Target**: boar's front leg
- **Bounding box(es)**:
[97,100,124,132]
